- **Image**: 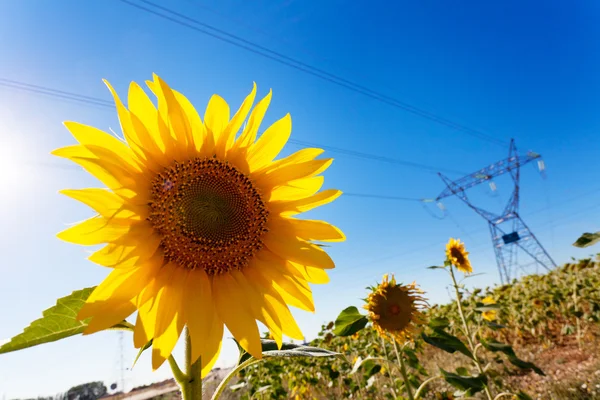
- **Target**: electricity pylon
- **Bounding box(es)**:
[436,139,556,284]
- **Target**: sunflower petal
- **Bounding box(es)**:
[59,188,143,220]
[247,113,291,171]
[264,234,335,270]
[155,75,192,152]
[234,90,272,149]
[217,83,257,158]
[269,189,342,215]
[268,176,324,202]
[185,269,224,376]
[276,218,345,242]
[57,217,134,246]
[127,81,167,156]
[243,266,304,340]
[152,267,189,370]
[231,270,283,348]
[256,159,333,190]
[172,89,206,153]
[63,121,141,172]
[204,94,230,152]
[83,301,136,335]
[213,273,262,359]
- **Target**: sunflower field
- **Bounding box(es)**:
[227,254,600,400]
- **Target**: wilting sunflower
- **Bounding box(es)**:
[53,74,344,373]
[481,296,497,322]
[446,238,472,274]
[364,274,427,343]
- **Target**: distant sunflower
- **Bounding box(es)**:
[481,296,497,322]
[533,298,544,308]
[364,274,427,343]
[54,74,344,373]
[446,238,472,274]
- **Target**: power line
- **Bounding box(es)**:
[0,78,466,175]
[343,193,423,202]
[344,185,600,273]
[116,0,507,147]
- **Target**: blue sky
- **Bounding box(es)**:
[1,0,599,397]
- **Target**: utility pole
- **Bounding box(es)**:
[436,139,556,283]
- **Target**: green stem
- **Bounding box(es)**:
[175,329,202,400]
[211,358,262,400]
[449,267,494,400]
[380,338,398,398]
[413,375,443,400]
[393,341,414,400]
[493,393,515,400]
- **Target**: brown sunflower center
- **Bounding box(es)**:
[450,247,465,264]
[148,158,269,275]
[369,288,414,333]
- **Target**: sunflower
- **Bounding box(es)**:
[364,274,427,343]
[53,74,344,373]
[533,298,544,308]
[446,238,472,274]
[481,296,497,322]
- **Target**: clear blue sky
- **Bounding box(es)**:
[1,0,599,397]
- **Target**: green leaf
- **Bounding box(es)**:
[333,306,368,336]
[507,355,545,376]
[132,339,153,368]
[361,360,382,378]
[484,321,507,330]
[455,367,469,376]
[440,368,487,394]
[428,317,450,329]
[515,390,534,400]
[421,330,472,359]
[479,337,544,376]
[474,304,501,312]
[236,339,341,365]
[0,287,132,355]
[478,337,513,354]
[573,232,600,248]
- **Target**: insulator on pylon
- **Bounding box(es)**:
[489,181,497,192]
[437,202,446,211]
[537,160,545,172]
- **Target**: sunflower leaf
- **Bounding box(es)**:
[573,232,600,248]
[0,287,131,355]
[333,306,368,336]
[478,337,544,375]
[235,339,341,365]
[421,329,472,359]
[475,304,501,312]
[440,368,487,394]
[428,317,450,329]
[506,354,545,376]
[514,390,534,400]
[132,339,153,368]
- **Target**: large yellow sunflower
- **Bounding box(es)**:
[53,74,344,373]
[445,238,472,274]
[363,274,427,343]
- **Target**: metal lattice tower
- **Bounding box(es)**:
[436,139,556,284]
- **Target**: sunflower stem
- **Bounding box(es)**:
[393,341,414,400]
[449,267,494,400]
[380,337,398,398]
[177,329,203,400]
[413,375,443,400]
